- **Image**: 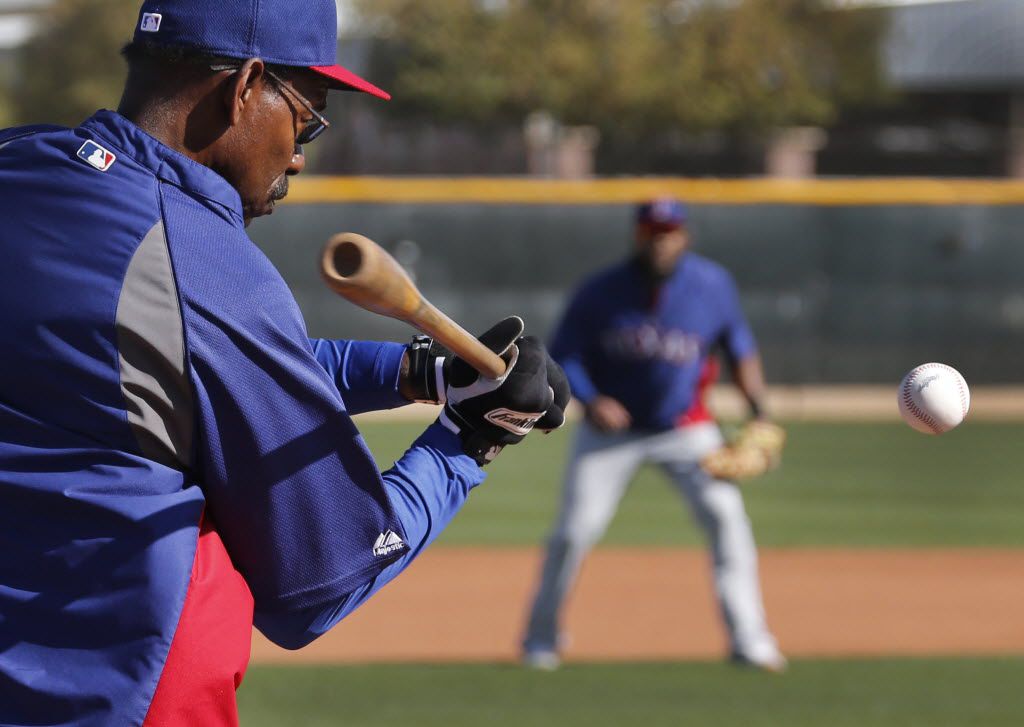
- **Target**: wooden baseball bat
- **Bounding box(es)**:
[320,232,508,379]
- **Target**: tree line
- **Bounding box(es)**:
[1,0,889,164]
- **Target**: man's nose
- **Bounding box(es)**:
[288,144,305,176]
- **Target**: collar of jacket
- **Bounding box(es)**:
[80,110,244,223]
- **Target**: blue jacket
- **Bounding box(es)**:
[551,256,757,431]
[0,110,484,726]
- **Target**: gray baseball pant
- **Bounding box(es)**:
[523,420,779,662]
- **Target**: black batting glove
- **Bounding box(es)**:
[439,317,560,465]
[406,332,569,422]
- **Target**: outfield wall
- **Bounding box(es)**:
[249,177,1024,384]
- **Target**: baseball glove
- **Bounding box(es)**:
[700,420,786,481]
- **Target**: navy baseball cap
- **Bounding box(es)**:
[133,0,390,100]
[635,197,687,229]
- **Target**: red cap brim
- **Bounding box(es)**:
[310,65,391,101]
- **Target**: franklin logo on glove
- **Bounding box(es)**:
[484,408,544,435]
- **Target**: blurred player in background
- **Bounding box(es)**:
[522,197,786,672]
[0,0,567,724]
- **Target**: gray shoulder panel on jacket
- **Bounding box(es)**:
[116,220,193,470]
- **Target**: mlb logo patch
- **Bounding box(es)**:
[140,12,162,32]
[77,141,117,172]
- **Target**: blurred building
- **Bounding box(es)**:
[818,0,1024,177]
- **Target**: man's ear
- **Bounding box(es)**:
[225,58,266,126]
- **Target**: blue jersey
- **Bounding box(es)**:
[0,111,484,726]
[550,255,757,431]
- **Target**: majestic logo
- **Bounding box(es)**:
[484,408,543,436]
[76,141,116,172]
[373,530,406,557]
[140,13,162,32]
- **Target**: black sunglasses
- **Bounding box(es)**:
[210,64,331,145]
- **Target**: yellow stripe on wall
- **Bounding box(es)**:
[285,176,1024,206]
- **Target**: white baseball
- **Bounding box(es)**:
[898,363,970,434]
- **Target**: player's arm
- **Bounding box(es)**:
[548,288,597,403]
[253,421,480,648]
[716,272,767,420]
[254,424,481,648]
[177,271,486,644]
[700,271,784,480]
[254,320,568,648]
[731,353,768,420]
[550,287,631,431]
[307,338,411,414]
[185,274,563,649]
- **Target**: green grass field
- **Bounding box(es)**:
[241,420,1024,725]
[356,419,1024,546]
[238,658,1024,727]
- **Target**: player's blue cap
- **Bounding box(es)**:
[132,0,390,100]
[635,197,687,229]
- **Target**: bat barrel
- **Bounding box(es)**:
[320,232,508,380]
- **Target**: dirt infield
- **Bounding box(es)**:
[251,548,1024,663]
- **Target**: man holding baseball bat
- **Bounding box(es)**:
[0,1,567,725]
